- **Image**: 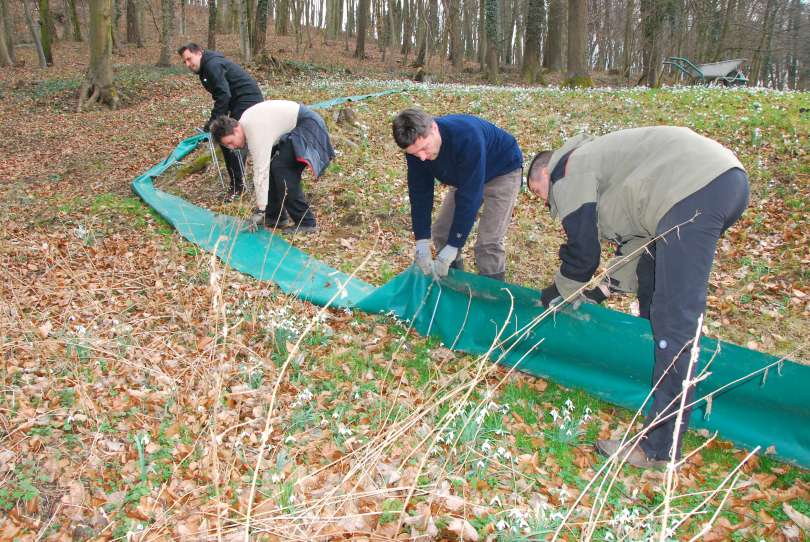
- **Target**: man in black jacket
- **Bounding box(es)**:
[178,43,264,199]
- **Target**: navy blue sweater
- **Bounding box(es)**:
[407,115,523,248]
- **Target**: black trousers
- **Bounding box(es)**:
[265,139,316,227]
[220,107,252,193]
[637,168,749,460]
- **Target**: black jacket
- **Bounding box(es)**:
[199,50,263,129]
[288,106,335,179]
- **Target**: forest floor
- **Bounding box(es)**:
[0,35,809,541]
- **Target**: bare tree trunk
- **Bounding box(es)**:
[0,3,11,66]
[521,0,541,82]
[1,0,15,63]
[179,0,186,35]
[565,0,588,85]
[414,0,427,65]
[375,0,387,58]
[749,0,777,85]
[0,0,14,65]
[442,0,461,67]
[389,0,400,56]
[275,0,289,34]
[543,0,562,70]
[478,0,480,68]
[786,0,800,89]
[639,0,662,86]
[326,0,338,40]
[427,0,437,63]
[354,0,369,57]
[126,0,143,45]
[401,0,411,55]
[712,0,735,61]
[621,0,633,78]
[239,0,252,61]
[484,0,497,81]
[156,0,175,66]
[39,0,54,65]
[63,0,82,41]
[111,0,122,52]
[461,0,472,59]
[24,0,48,67]
[207,0,217,48]
[253,0,269,54]
[79,0,118,110]
[501,0,517,65]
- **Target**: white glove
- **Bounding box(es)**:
[414,239,433,275]
[245,208,265,232]
[432,245,458,278]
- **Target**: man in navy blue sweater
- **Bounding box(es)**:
[392,109,523,280]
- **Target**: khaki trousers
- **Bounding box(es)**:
[431,168,521,276]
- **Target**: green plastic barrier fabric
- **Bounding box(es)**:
[133,132,809,469]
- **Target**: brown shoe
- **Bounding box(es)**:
[596,439,669,470]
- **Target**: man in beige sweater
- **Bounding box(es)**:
[210,100,334,233]
[527,126,749,468]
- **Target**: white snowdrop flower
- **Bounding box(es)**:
[284,435,296,444]
[76,325,87,335]
[332,411,340,419]
[271,473,283,483]
[490,495,502,507]
[338,424,352,436]
[481,441,492,453]
[495,519,509,531]
[353,391,361,400]
[496,446,507,458]
[476,460,486,470]
[74,224,88,240]
[550,409,559,422]
[564,399,574,411]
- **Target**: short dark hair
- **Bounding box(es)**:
[209,116,239,144]
[177,42,203,56]
[392,108,433,149]
[527,151,554,182]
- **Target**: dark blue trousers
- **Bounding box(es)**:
[637,168,749,460]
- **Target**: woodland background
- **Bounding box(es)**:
[0,0,808,540]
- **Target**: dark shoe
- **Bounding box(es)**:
[596,439,668,470]
[481,271,505,281]
[264,215,292,229]
[222,188,244,202]
[449,258,465,271]
[281,224,318,234]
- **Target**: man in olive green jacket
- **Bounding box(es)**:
[527,126,749,469]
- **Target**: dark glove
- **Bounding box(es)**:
[541,284,562,308]
[583,286,607,304]
[202,120,211,132]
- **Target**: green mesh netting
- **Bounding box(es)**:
[132,110,809,468]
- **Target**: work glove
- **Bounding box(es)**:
[583,286,608,304]
[413,239,433,275]
[244,207,265,232]
[540,283,563,309]
[432,245,458,279]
